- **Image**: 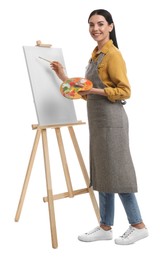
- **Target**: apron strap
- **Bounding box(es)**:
[96,53,105,66]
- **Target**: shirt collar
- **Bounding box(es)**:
[91,40,113,59]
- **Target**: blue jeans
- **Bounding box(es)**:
[99,192,143,226]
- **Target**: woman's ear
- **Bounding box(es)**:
[109,23,114,32]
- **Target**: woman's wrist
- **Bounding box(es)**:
[90,88,107,96]
[59,74,68,82]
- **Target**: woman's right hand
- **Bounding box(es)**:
[50,61,68,81]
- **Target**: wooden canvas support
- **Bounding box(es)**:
[15,121,100,249]
[36,40,52,48]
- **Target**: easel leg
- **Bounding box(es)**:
[15,129,41,221]
[68,126,100,222]
[55,128,74,197]
[41,129,58,249]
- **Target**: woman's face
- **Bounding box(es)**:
[88,14,113,46]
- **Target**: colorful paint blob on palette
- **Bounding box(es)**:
[60,77,93,99]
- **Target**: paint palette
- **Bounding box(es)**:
[60,77,93,99]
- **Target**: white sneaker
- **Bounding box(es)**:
[78,226,113,242]
[115,225,149,245]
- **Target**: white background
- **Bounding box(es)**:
[0,0,163,259]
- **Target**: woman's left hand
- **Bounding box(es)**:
[78,88,93,96]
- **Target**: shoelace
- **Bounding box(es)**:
[86,227,101,235]
[121,226,135,238]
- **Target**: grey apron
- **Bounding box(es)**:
[85,53,137,193]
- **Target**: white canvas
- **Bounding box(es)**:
[23,46,77,126]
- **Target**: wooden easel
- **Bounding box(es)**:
[15,121,100,249]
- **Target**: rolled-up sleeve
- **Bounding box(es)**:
[103,52,131,102]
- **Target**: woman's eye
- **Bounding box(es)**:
[89,23,104,28]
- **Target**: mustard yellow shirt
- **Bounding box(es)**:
[90,40,131,102]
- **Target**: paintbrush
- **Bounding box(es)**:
[38,56,65,69]
[38,56,52,63]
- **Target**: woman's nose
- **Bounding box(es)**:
[92,25,99,31]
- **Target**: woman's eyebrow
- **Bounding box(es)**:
[89,21,105,24]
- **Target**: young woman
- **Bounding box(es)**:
[50,9,148,245]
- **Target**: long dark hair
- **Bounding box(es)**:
[88,9,118,48]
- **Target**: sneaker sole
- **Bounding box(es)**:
[114,233,149,245]
[78,237,113,242]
